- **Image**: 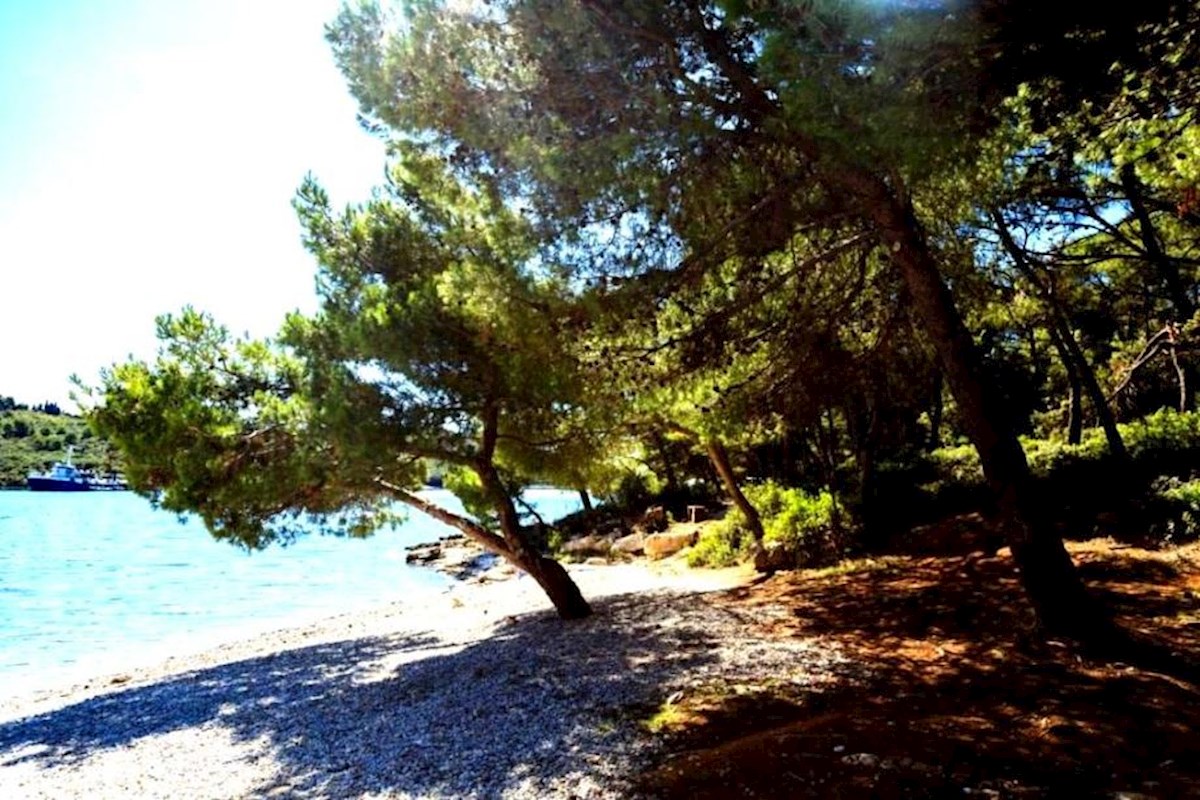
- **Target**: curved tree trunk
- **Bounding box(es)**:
[850,173,1110,641]
[477,462,593,620]
[1120,164,1195,323]
[705,438,766,542]
[382,474,593,620]
[1122,165,1196,412]
[1058,314,1129,460]
[387,482,511,553]
[520,554,593,619]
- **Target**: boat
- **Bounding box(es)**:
[26,448,127,492]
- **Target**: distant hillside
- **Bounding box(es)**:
[0,399,121,488]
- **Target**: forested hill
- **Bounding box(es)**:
[0,397,119,488]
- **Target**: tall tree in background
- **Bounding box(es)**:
[326,0,1153,638]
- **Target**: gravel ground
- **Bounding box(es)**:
[0,562,851,799]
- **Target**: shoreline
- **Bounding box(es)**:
[0,557,747,724]
[0,581,452,708]
[0,557,816,800]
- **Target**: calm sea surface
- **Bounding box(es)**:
[0,489,583,692]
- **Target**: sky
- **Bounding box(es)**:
[0,0,387,409]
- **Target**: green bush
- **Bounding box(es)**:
[689,480,842,568]
[1160,478,1200,505]
[927,444,983,486]
[1149,478,1200,544]
[687,514,752,567]
[746,481,836,548]
[608,471,657,509]
[911,409,1200,544]
[750,481,843,566]
[926,410,1200,485]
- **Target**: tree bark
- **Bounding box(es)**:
[705,437,766,542]
[385,483,511,554]
[845,172,1110,641]
[849,398,880,538]
[578,488,594,512]
[476,462,593,619]
[1169,327,1188,412]
[820,409,844,538]
[385,478,591,618]
[1121,164,1196,412]
[1058,315,1129,459]
[928,372,944,451]
[1120,164,1195,322]
[651,430,681,493]
[520,553,593,619]
[990,211,1129,460]
[1047,321,1084,444]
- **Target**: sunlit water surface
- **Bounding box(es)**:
[0,489,583,692]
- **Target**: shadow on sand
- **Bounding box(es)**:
[638,548,1200,799]
[0,587,796,798]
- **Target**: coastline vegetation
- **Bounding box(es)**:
[8,3,1199,795]
[0,396,119,488]
[81,0,1200,651]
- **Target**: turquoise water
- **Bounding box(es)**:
[0,489,583,691]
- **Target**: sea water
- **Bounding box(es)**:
[0,488,584,692]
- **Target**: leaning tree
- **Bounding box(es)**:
[89,149,594,618]
[324,0,1187,639]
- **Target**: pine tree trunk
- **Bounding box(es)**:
[851,173,1110,640]
[1120,165,1195,322]
[705,438,765,542]
[387,478,593,620]
[1047,323,1084,444]
[520,554,593,620]
[578,489,594,512]
[928,373,944,451]
[477,463,593,620]
[821,410,844,538]
[651,430,681,493]
[1121,165,1195,412]
[1059,314,1129,460]
[991,211,1128,460]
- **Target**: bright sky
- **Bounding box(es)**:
[0,0,387,409]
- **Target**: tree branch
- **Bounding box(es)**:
[376,478,511,555]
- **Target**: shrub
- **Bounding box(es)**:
[689,480,844,568]
[927,444,983,486]
[687,515,752,567]
[911,409,1200,544]
[608,471,657,510]
[1148,478,1200,544]
[749,481,843,566]
[530,523,567,556]
[926,410,1200,485]
[1159,478,1200,506]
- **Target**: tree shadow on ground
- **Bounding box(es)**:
[0,588,818,798]
[637,545,1200,799]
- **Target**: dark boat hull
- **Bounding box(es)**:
[27,477,92,492]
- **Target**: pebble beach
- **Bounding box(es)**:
[0,560,850,799]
